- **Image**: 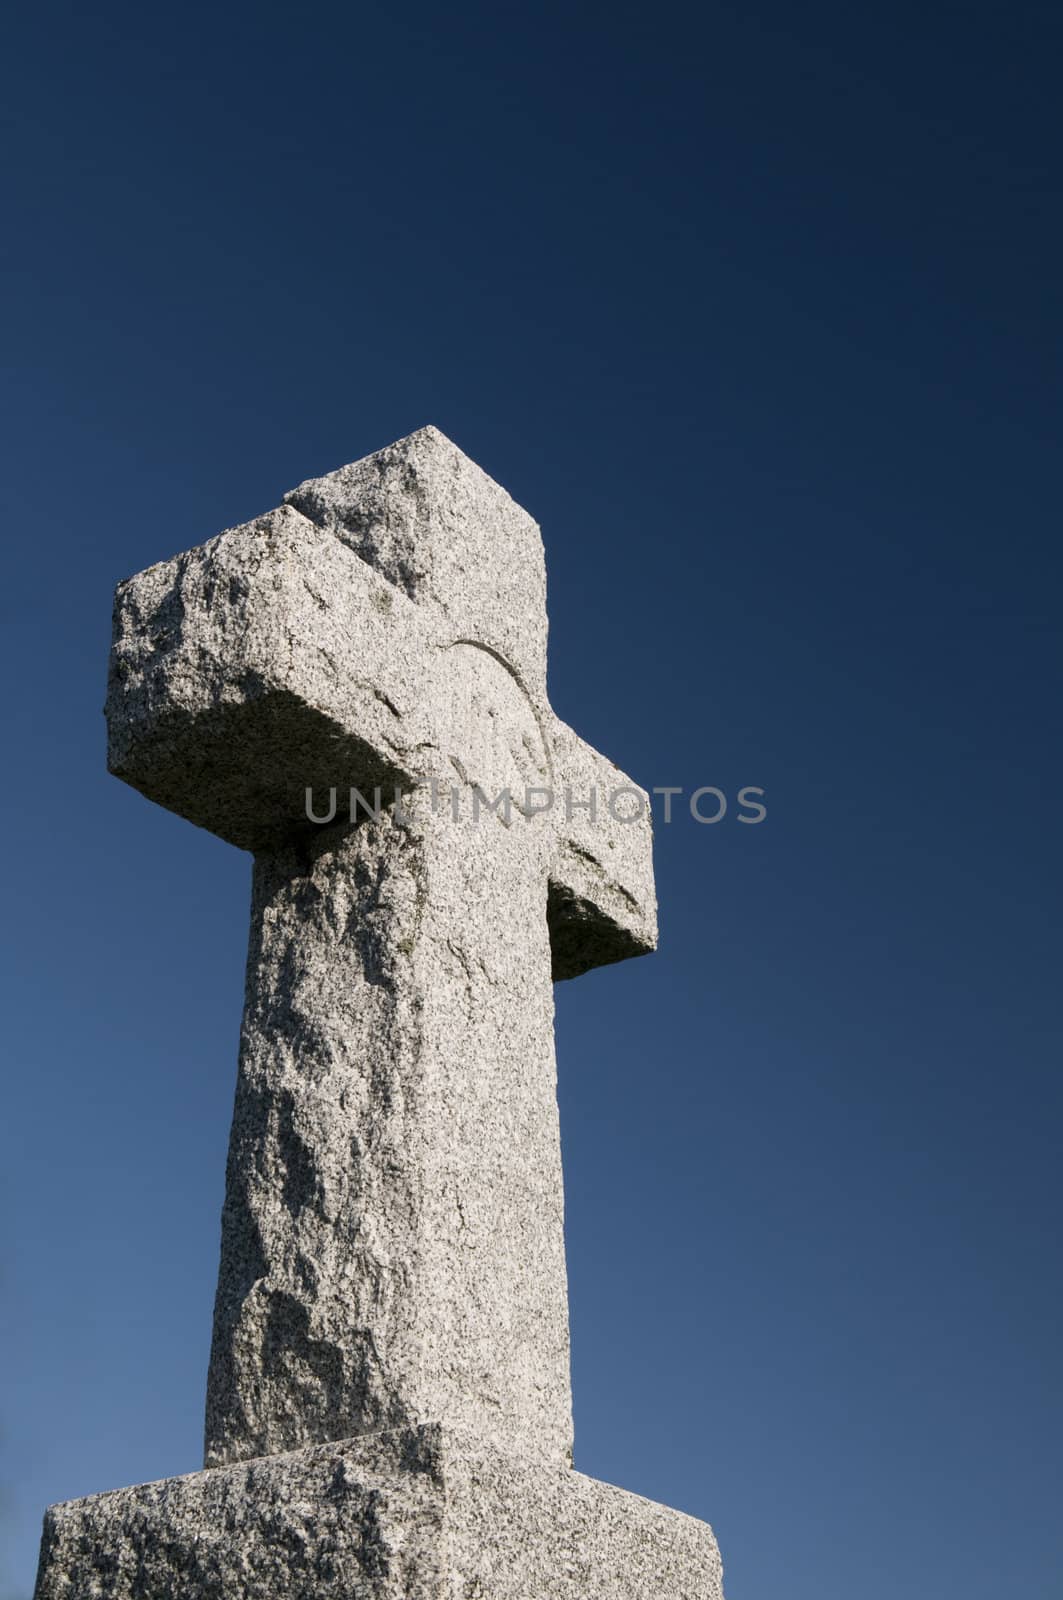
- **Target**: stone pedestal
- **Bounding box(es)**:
[34,1427,723,1599]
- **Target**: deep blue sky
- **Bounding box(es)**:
[2,2,1060,1596]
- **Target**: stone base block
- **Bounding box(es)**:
[34,1425,724,1599]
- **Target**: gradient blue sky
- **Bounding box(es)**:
[2,3,1060,1596]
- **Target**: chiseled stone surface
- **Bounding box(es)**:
[284,426,550,708]
[104,427,657,1470]
[35,1428,725,1600]
[40,428,729,1600]
[106,428,655,961]
[205,796,571,1469]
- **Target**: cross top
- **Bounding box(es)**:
[106,427,657,1468]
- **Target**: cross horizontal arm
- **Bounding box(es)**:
[547,720,657,980]
[106,505,432,851]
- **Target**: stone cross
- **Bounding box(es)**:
[106,426,657,1471]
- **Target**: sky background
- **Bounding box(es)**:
[2,2,1060,1596]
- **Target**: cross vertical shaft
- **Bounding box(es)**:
[104,426,657,1472]
[206,797,571,1466]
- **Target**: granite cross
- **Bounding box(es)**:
[105,426,657,1472]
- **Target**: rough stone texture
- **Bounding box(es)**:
[36,428,728,1598]
[107,428,656,957]
[35,1428,725,1600]
[106,502,432,853]
[104,427,656,1469]
[284,427,549,706]
[206,797,571,1469]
